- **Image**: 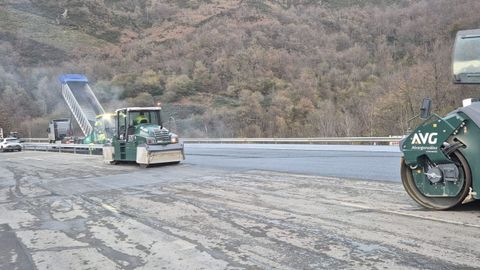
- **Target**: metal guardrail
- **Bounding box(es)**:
[23,137,403,144]
[22,143,103,155]
[20,137,402,155]
[23,138,50,143]
[182,137,403,144]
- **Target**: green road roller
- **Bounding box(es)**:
[400,29,480,209]
[103,107,184,167]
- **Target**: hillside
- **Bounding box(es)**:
[1,0,480,137]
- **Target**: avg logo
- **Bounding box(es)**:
[412,132,438,145]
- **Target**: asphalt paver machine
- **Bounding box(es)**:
[401,29,480,209]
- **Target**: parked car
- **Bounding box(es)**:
[0,137,22,152]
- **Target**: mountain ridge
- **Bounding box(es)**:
[0,0,479,138]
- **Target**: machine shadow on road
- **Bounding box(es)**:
[451,201,480,212]
[109,160,182,168]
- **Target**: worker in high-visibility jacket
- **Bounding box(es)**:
[135,113,149,125]
[97,132,106,143]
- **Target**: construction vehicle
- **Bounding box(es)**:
[103,107,184,167]
[47,119,71,143]
[9,132,18,139]
[59,74,106,143]
[400,28,480,209]
[83,113,115,144]
[60,74,119,144]
[59,74,184,166]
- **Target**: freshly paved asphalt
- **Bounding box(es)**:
[184,144,402,182]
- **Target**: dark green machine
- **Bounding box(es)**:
[103,107,184,167]
[401,29,480,209]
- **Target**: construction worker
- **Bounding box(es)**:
[134,113,149,125]
[97,131,106,144]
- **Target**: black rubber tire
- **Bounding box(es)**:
[401,151,472,210]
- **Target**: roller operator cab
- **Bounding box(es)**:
[103,107,184,167]
[400,29,480,209]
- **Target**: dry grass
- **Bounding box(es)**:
[0,7,111,52]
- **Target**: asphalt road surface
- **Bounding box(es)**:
[1,147,480,270]
[184,144,402,182]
